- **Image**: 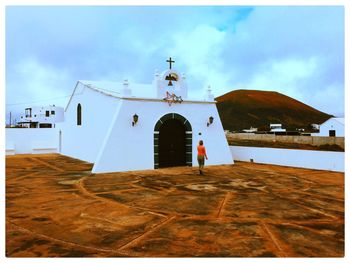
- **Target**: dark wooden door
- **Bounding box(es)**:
[329,130,336,137]
[159,119,186,168]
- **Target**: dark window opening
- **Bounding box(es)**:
[77,103,82,126]
[45,111,49,117]
[25,108,32,118]
[51,110,55,115]
[329,130,336,137]
[30,122,37,128]
[39,123,52,128]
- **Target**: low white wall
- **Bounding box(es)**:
[226,133,345,149]
[6,128,59,155]
[230,146,344,172]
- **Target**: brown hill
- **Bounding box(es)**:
[216,89,332,131]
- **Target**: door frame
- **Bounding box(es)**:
[154,113,192,169]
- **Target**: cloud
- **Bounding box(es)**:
[244,57,319,92]
[5,6,344,118]
[218,6,344,116]
[307,83,344,116]
[167,24,230,96]
[6,58,71,109]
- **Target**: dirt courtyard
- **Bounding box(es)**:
[6,154,344,257]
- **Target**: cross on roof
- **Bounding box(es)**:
[166,57,175,69]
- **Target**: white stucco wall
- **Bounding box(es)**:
[92,99,233,173]
[230,146,344,172]
[6,128,59,154]
[59,83,120,163]
[318,119,344,137]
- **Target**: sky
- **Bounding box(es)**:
[5,5,345,123]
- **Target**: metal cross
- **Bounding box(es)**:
[166,57,175,69]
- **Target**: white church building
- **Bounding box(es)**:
[59,59,233,173]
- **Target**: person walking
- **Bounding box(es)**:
[197,140,208,175]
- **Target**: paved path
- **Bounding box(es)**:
[6,154,344,257]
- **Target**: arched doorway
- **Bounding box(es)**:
[154,113,192,169]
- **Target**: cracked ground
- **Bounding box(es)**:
[6,154,344,257]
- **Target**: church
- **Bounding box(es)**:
[59,58,233,173]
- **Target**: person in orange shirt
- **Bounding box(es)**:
[197,140,208,175]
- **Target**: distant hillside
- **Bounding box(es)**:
[216,89,332,131]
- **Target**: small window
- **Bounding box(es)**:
[51,110,55,115]
[34,115,37,117]
[77,103,82,126]
[45,111,49,117]
[25,108,32,118]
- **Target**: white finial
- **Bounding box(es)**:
[122,79,132,96]
[123,79,129,86]
[206,85,214,101]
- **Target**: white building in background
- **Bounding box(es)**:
[270,123,286,132]
[59,59,233,173]
[242,127,258,133]
[317,117,344,137]
[311,123,320,130]
[18,105,64,128]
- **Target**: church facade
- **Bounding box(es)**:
[60,59,233,173]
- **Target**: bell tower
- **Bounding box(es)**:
[153,57,188,99]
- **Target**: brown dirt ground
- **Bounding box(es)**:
[6,154,344,257]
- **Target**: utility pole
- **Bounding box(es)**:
[9,112,12,127]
